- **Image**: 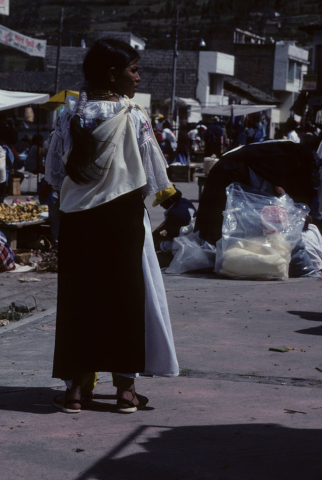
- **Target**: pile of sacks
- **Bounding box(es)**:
[166,183,318,280]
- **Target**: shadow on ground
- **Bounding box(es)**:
[0,387,155,415]
[288,310,322,322]
[73,423,322,480]
[288,310,322,336]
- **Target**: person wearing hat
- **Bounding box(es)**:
[155,114,164,132]
[152,183,197,266]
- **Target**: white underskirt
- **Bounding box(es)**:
[140,209,179,377]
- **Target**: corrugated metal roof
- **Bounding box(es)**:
[224,77,280,105]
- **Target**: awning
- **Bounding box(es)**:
[201,104,276,117]
[41,90,79,111]
[0,89,50,111]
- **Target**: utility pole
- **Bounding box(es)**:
[54,7,64,94]
[170,8,179,128]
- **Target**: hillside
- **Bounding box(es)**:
[0,0,321,70]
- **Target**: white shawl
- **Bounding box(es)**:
[59,97,167,213]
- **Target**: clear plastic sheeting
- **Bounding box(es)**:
[215,183,309,280]
[289,240,317,278]
[166,217,216,274]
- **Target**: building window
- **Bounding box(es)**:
[295,63,301,81]
[209,73,218,95]
[288,60,295,83]
[288,61,302,83]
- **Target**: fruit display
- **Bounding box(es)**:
[0,202,48,224]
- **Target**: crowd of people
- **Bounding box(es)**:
[151,111,322,171]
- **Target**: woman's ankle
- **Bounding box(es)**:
[67,376,82,400]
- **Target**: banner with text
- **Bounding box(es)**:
[0,0,9,16]
[0,25,46,57]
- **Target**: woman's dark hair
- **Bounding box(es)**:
[66,38,140,184]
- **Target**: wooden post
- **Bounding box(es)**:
[54,7,64,95]
[170,9,179,129]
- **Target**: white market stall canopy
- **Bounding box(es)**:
[201,104,276,117]
[0,89,50,111]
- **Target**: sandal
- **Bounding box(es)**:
[117,392,149,414]
[54,390,81,414]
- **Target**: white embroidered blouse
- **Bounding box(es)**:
[45,96,170,197]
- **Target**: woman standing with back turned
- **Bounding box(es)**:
[45,38,179,414]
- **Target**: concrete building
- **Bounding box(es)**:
[196,51,234,109]
[208,28,310,134]
[137,48,234,122]
[234,40,309,132]
[272,41,309,126]
[95,31,146,51]
[299,17,322,123]
[0,32,235,126]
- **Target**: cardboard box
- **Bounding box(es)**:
[168,165,190,182]
[7,177,21,196]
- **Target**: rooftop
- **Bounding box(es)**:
[299,17,322,34]
[224,77,280,105]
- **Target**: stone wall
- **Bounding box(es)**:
[46,46,86,74]
[233,44,276,96]
[138,50,199,101]
[44,47,199,102]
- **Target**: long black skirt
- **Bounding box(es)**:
[52,191,146,380]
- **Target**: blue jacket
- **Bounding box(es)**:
[2,145,14,184]
[164,197,197,240]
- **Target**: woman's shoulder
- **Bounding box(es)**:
[129,102,150,124]
[127,102,152,143]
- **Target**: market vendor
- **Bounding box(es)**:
[153,184,196,266]
[195,140,319,246]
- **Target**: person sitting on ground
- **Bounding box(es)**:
[0,230,15,272]
[302,215,322,277]
[25,134,44,174]
[153,183,197,267]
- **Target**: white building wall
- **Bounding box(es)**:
[273,43,309,92]
[130,33,146,51]
[274,91,295,123]
[197,51,234,107]
[273,44,289,91]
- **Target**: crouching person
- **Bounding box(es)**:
[0,230,15,272]
[153,183,196,268]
